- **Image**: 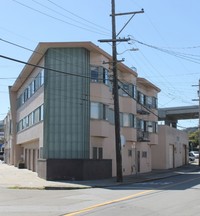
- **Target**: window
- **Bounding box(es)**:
[130,114,136,128]
[146,96,153,108]
[122,113,130,127]
[24,89,28,102]
[91,66,109,85]
[131,85,137,99]
[17,104,44,132]
[91,66,99,82]
[27,85,31,99]
[25,116,29,128]
[128,149,132,157]
[40,105,44,121]
[35,73,41,91]
[137,119,145,131]
[102,104,109,120]
[147,121,153,133]
[33,108,40,124]
[29,81,34,95]
[90,102,109,120]
[28,113,33,127]
[152,97,158,109]
[40,69,44,85]
[108,108,114,124]
[138,92,145,105]
[120,113,136,128]
[103,68,109,85]
[122,84,129,96]
[153,122,158,133]
[91,102,99,119]
[93,147,103,159]
[17,70,44,109]
[142,151,147,158]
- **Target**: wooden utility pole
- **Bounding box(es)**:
[99,0,144,182]
[111,0,123,182]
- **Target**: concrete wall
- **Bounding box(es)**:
[38,159,112,180]
[152,125,188,169]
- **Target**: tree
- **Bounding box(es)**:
[188,130,199,149]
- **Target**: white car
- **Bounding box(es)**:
[189,151,199,159]
[189,152,195,162]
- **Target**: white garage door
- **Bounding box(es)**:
[169,145,174,169]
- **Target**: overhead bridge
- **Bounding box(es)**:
[158,105,199,128]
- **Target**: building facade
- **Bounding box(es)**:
[151,125,188,169]
[7,42,160,179]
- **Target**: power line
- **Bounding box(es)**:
[132,38,200,64]
[47,0,111,33]
[31,0,110,35]
[0,37,106,69]
[0,54,90,79]
[12,0,109,36]
[117,79,159,118]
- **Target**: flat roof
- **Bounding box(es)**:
[137,77,161,92]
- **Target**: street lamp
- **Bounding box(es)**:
[117,48,139,55]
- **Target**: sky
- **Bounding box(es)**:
[0,0,200,129]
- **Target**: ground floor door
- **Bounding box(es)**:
[169,145,174,168]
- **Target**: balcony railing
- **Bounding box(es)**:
[137,129,150,142]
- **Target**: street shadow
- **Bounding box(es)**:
[53,163,200,191]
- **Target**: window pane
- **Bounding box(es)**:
[108,109,114,124]
[28,113,33,126]
[122,84,129,96]
[40,105,44,121]
[33,108,40,124]
[130,114,135,128]
[123,113,130,127]
[103,68,109,85]
[91,66,99,82]
[148,121,153,132]
[132,85,136,99]
[91,102,99,119]
[102,104,109,120]
[41,69,44,85]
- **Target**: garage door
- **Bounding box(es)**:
[169,145,174,168]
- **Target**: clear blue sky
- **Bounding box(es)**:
[0,0,200,128]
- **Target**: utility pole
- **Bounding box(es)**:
[111,0,123,182]
[99,0,144,182]
[192,79,200,166]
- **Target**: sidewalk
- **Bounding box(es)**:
[0,161,200,190]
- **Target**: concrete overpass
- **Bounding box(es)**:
[158,105,199,128]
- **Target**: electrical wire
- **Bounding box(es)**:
[47,0,111,33]
[31,0,110,35]
[127,37,198,106]
[12,0,110,36]
[0,54,90,79]
[0,37,108,71]
[117,79,159,118]
[132,38,200,64]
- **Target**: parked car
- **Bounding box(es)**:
[189,151,199,159]
[189,152,195,162]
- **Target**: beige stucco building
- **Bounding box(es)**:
[6,41,160,180]
[152,125,188,169]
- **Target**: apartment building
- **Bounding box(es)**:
[7,41,160,180]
